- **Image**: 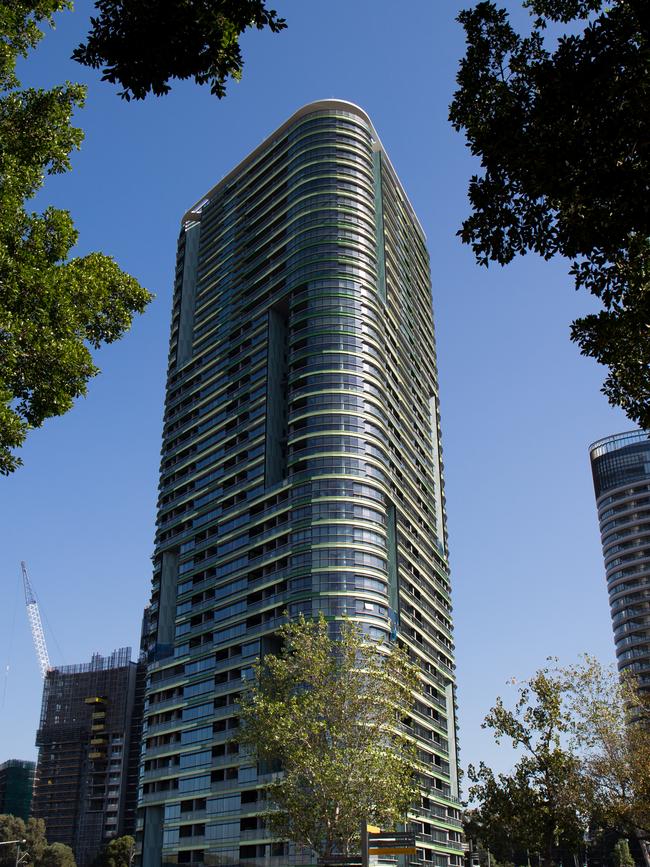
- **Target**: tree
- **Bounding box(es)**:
[461,830,514,867]
[560,657,650,862]
[612,839,635,867]
[466,669,588,867]
[72,1,287,100]
[91,836,134,867]
[469,658,650,867]
[449,0,650,427]
[238,615,419,861]
[0,815,47,866]
[40,843,76,867]
[0,2,151,474]
[0,817,75,867]
[2,0,288,474]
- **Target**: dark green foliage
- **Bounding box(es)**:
[0,815,48,866]
[91,835,134,867]
[466,761,586,867]
[0,2,151,474]
[461,836,514,867]
[0,1,70,87]
[72,0,286,100]
[450,0,650,426]
[612,839,635,867]
[0,816,75,867]
[40,843,76,867]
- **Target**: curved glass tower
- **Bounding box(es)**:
[590,430,650,687]
[139,100,461,867]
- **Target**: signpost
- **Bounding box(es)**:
[367,829,417,857]
[318,824,417,866]
[317,858,363,866]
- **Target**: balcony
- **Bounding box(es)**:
[143,742,182,758]
[145,720,183,736]
[214,678,243,695]
[140,790,177,805]
[146,695,185,714]
[142,765,180,782]
[239,829,270,841]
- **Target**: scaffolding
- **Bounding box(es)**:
[33,647,142,867]
[0,759,36,820]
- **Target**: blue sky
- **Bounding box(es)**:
[0,0,625,778]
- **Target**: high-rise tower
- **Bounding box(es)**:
[589,430,650,689]
[140,100,461,867]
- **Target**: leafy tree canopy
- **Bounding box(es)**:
[40,843,76,867]
[238,615,419,860]
[91,835,134,867]
[468,658,650,867]
[612,839,635,867]
[72,1,287,100]
[466,670,588,867]
[0,817,75,867]
[560,656,650,844]
[0,815,48,866]
[450,0,650,426]
[0,2,151,474]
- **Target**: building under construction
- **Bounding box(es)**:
[33,647,146,867]
[0,759,35,820]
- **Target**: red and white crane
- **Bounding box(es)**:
[21,561,51,678]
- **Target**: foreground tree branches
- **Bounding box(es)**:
[0,3,151,474]
[72,0,287,100]
[238,615,418,860]
[2,1,286,473]
[450,1,650,426]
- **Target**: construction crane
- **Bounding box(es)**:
[21,561,51,678]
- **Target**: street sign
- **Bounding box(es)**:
[368,830,417,857]
[317,857,363,866]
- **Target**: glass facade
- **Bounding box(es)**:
[139,101,461,867]
[589,430,650,688]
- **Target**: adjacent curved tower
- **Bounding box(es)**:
[139,101,461,867]
[589,430,650,688]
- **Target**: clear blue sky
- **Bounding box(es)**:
[0,0,625,779]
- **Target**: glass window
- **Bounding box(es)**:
[206,794,241,815]
[184,679,213,699]
[181,726,212,745]
[182,702,213,722]
[205,821,239,841]
[164,803,181,821]
[180,750,211,770]
[178,774,210,793]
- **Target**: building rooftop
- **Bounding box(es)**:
[182,98,425,237]
[589,428,650,458]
